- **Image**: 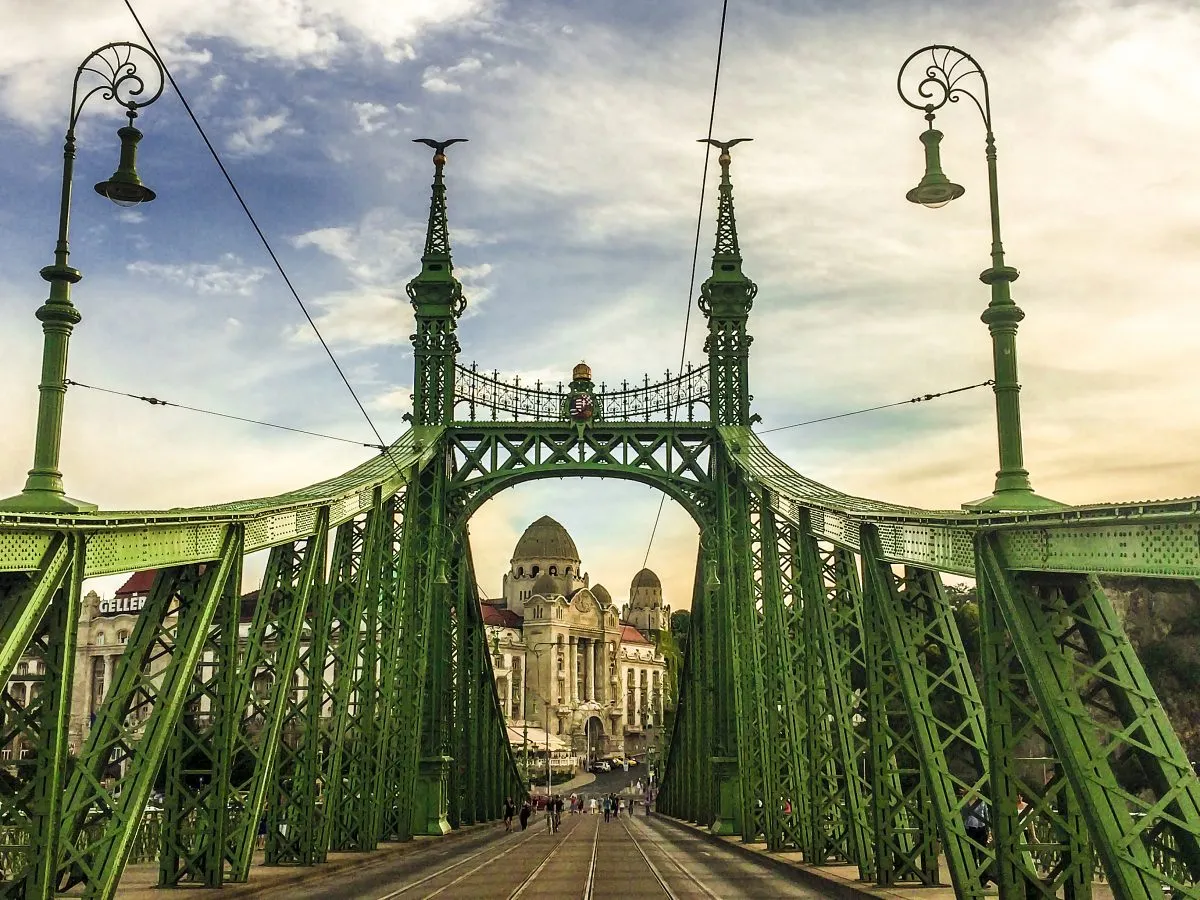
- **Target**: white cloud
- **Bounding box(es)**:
[127,254,267,295]
[226,107,295,156]
[0,0,494,127]
[422,56,484,93]
[351,101,391,134]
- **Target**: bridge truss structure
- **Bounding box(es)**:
[0,136,1198,900]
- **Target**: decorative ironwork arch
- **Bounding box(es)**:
[444,422,715,526]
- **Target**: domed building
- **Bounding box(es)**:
[483,516,669,764]
[624,567,670,636]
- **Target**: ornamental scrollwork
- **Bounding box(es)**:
[70,42,165,132]
[896,44,991,131]
[453,363,710,423]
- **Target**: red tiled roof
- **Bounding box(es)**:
[620,624,652,644]
[115,570,156,597]
[481,604,523,628]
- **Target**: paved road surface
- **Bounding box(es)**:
[243,812,835,899]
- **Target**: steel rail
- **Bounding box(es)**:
[370,815,546,900]
[619,816,684,900]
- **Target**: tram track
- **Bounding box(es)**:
[370,815,548,900]
[623,816,722,900]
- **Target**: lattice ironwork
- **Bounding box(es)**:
[453,362,710,423]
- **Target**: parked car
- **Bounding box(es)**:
[589,761,611,773]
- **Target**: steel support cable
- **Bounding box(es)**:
[122,0,404,477]
[62,378,389,451]
[643,0,731,569]
[756,379,995,435]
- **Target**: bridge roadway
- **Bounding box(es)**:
[234,812,832,899]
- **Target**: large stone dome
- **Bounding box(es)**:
[513,515,580,562]
[631,568,661,590]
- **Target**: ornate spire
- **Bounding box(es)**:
[408,138,468,426]
[700,138,754,289]
[407,138,467,312]
[697,138,757,426]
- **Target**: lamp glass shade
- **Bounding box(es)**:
[94,124,156,208]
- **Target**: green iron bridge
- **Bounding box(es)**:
[0,42,1198,900]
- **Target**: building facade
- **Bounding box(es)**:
[483,515,669,762]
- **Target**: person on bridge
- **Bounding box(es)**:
[503,796,515,832]
[519,800,531,831]
[589,796,597,815]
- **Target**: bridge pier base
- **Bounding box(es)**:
[709,756,741,836]
[412,755,453,836]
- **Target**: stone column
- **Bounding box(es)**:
[594,640,604,703]
[568,637,577,702]
[584,639,594,701]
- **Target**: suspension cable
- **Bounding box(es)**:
[643,0,732,570]
[64,379,389,451]
[123,0,404,476]
[756,379,995,435]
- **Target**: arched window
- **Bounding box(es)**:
[517,566,524,577]
[565,566,572,577]
[549,566,557,576]
[117,630,128,644]
[95,632,106,646]
[11,684,26,707]
[15,662,27,677]
[91,657,106,715]
[531,565,540,577]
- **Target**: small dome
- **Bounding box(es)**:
[591,584,613,608]
[572,361,592,381]
[631,568,661,590]
[531,572,559,597]
[513,516,580,563]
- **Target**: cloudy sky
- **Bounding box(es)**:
[1,0,1198,609]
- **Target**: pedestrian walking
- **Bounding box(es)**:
[589,796,598,815]
[503,796,515,832]
[519,800,531,831]
[602,795,611,822]
[617,796,625,818]
[959,787,991,886]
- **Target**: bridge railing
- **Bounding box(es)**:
[452,362,710,423]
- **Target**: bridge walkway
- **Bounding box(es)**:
[116,812,834,898]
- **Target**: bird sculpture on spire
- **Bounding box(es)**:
[413,137,468,166]
[698,137,752,165]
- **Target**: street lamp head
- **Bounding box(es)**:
[906,126,964,209]
[94,119,155,208]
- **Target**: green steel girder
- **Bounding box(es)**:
[0,533,83,900]
[447,423,714,522]
[862,527,992,897]
[729,487,776,845]
[226,523,328,881]
[859,536,941,887]
[979,535,1200,898]
[756,503,810,853]
[263,526,335,867]
[794,522,873,873]
[57,527,242,899]
[158,542,243,887]
[323,493,387,853]
[977,556,1094,899]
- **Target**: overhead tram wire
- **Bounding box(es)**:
[122,0,405,478]
[755,379,995,435]
[642,0,732,570]
[63,379,390,452]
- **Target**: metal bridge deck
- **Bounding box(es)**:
[116,813,833,899]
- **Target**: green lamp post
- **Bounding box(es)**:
[897,45,1061,511]
[0,42,164,514]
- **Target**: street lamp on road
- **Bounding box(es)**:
[0,42,165,513]
[897,45,1061,512]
